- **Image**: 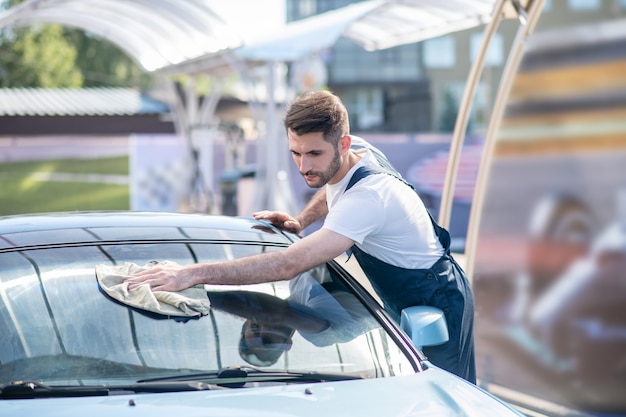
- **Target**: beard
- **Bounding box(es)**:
[302,150,341,188]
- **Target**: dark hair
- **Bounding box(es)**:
[238,320,294,367]
[283,90,349,146]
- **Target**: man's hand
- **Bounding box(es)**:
[125,262,200,292]
[253,210,303,234]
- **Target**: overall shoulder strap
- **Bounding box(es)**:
[345,165,416,193]
[345,166,382,192]
[344,166,450,248]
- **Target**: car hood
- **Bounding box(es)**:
[1,369,522,416]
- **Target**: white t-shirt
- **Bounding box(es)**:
[288,272,377,347]
[323,142,444,269]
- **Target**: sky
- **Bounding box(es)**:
[209,0,286,42]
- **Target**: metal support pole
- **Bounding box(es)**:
[437,0,508,230]
[266,61,278,211]
[263,62,297,214]
[196,80,223,212]
[464,0,546,280]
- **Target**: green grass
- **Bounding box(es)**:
[0,156,130,216]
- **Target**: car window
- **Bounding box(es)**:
[0,241,415,387]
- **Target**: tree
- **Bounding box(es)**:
[0,0,153,89]
[439,88,473,133]
[0,24,83,87]
[64,28,153,89]
[439,89,458,133]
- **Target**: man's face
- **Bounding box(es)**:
[243,321,294,350]
[288,130,342,188]
[239,320,294,366]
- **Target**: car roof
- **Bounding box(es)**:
[0,211,294,250]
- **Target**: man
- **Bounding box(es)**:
[214,269,379,367]
[127,90,475,383]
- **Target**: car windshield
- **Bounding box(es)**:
[0,225,415,389]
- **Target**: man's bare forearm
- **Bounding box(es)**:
[190,230,337,286]
[126,228,353,292]
[190,250,300,286]
[296,188,328,230]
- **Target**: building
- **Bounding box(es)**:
[286,0,626,134]
[0,87,175,136]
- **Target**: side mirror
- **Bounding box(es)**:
[400,306,449,349]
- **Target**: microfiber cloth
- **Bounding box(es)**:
[95,261,211,318]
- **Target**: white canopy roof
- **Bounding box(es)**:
[0,0,243,72]
[0,0,497,75]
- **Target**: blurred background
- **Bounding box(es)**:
[1,0,625,415]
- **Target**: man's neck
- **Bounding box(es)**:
[337,151,362,182]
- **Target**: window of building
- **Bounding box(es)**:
[423,35,455,68]
[377,44,422,80]
[330,39,420,83]
[568,0,600,10]
[439,82,490,132]
[543,0,552,11]
[344,88,384,130]
[298,0,316,18]
[470,32,504,67]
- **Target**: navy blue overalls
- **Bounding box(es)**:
[345,166,476,383]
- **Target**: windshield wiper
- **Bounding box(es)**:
[2,381,109,399]
[138,365,368,388]
[1,379,225,400]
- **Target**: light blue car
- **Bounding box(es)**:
[0,212,523,416]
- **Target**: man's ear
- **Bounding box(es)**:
[339,135,351,155]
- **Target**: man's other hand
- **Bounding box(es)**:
[253,210,302,234]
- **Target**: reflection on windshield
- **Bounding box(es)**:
[0,243,414,387]
[210,270,381,368]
